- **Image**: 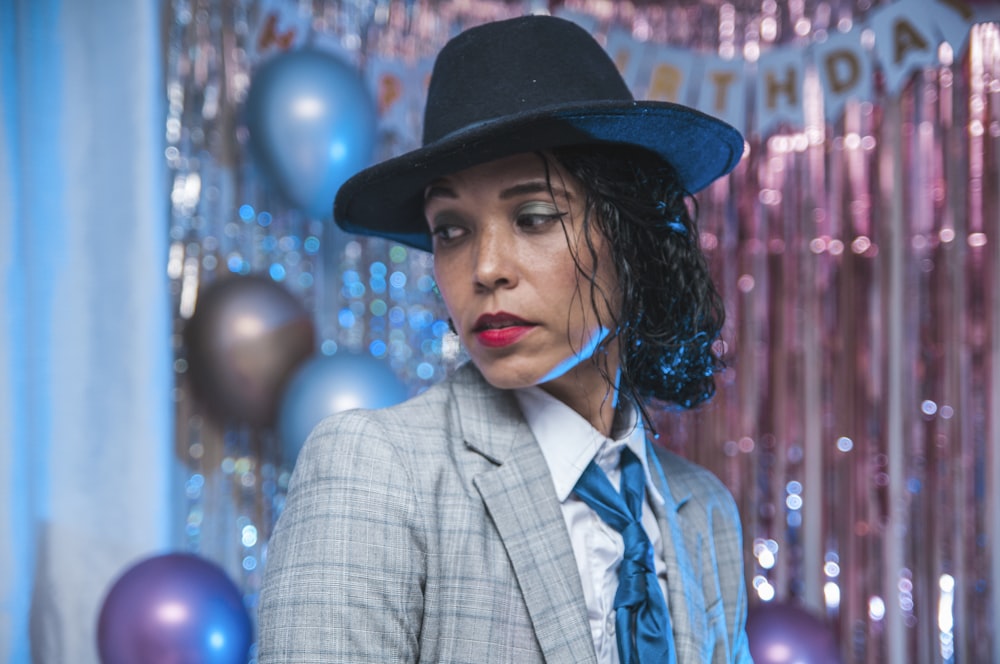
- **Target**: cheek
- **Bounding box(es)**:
[432,259,461,317]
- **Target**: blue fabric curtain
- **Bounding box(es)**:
[0,1,176,661]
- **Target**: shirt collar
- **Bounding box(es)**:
[513,385,665,507]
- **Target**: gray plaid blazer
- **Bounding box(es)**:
[258,362,752,663]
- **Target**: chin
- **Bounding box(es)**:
[470,358,549,392]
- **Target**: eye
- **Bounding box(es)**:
[430,223,467,245]
[514,203,566,231]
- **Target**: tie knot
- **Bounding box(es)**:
[621,522,655,568]
[573,452,645,532]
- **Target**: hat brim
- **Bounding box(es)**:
[333,100,745,252]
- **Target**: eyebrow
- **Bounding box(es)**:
[499,181,570,200]
[424,183,456,201]
[423,179,573,202]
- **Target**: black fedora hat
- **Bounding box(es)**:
[333,14,744,252]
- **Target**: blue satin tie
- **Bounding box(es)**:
[573,447,676,664]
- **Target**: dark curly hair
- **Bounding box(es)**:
[542,143,726,421]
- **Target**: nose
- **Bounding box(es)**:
[472,224,517,292]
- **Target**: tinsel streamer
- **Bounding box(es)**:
[970,23,1000,664]
[880,81,905,663]
[643,2,1000,662]
[988,23,1000,662]
[165,1,1000,660]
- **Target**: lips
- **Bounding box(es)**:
[472,312,537,348]
[473,312,533,331]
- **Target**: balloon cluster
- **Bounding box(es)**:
[97,554,252,664]
[179,45,403,463]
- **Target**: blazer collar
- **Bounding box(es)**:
[447,365,708,663]
[448,364,599,664]
[646,440,709,664]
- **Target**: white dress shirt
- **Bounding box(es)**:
[514,386,669,664]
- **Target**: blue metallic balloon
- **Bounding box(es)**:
[97,553,253,664]
[277,353,408,468]
[245,49,377,218]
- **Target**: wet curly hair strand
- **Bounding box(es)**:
[544,143,727,422]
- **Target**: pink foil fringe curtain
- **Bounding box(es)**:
[166,1,1000,661]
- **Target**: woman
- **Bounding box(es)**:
[259,15,751,664]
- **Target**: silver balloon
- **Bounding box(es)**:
[184,274,316,427]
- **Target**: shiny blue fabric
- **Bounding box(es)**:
[573,448,677,664]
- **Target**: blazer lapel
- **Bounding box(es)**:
[449,366,598,664]
[646,440,709,664]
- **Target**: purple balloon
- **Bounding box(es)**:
[746,602,841,664]
[97,553,253,664]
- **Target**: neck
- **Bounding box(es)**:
[538,366,621,437]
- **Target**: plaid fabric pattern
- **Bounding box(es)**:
[257,363,751,663]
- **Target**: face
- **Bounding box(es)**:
[425,152,622,413]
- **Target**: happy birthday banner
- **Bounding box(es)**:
[571,0,998,136]
[361,0,998,143]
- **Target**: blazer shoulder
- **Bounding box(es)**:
[295,362,499,482]
[653,446,730,494]
[652,445,742,521]
[304,367,460,450]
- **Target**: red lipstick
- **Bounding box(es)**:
[472,312,536,348]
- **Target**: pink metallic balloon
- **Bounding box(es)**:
[746,602,841,664]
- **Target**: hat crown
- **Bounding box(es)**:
[422,16,634,145]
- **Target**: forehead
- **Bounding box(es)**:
[424,152,574,199]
